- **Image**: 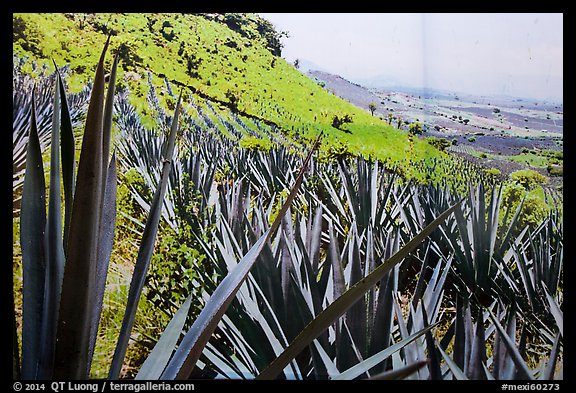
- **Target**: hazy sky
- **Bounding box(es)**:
[259,13,563,102]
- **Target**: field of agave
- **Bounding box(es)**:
[13,41,562,380]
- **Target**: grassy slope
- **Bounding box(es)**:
[13,12,442,171]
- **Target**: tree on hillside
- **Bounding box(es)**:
[387,112,394,125]
[368,102,377,116]
[332,114,353,131]
[225,89,242,111]
[408,122,424,135]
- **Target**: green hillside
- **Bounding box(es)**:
[13,12,442,172]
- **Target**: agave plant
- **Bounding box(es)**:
[12,58,90,215]
[436,183,517,308]
[15,37,194,380]
[17,37,119,379]
[506,211,563,338]
[435,296,562,380]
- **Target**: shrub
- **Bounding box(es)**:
[425,136,451,151]
[239,135,272,151]
[484,167,501,177]
[502,182,525,207]
[147,225,208,318]
[547,164,563,177]
[116,40,144,71]
[331,114,353,130]
[408,122,424,135]
[510,169,547,190]
[324,140,353,160]
[518,194,550,228]
[501,182,549,230]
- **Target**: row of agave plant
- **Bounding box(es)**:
[113,48,564,379]
[13,40,562,380]
[118,117,563,380]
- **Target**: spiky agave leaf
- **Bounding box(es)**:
[54,36,110,380]
[109,91,183,379]
[20,87,46,380]
[89,50,120,374]
[332,324,437,380]
[367,360,428,380]
[38,73,65,379]
[136,294,194,380]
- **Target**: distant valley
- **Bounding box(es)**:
[308,70,563,182]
